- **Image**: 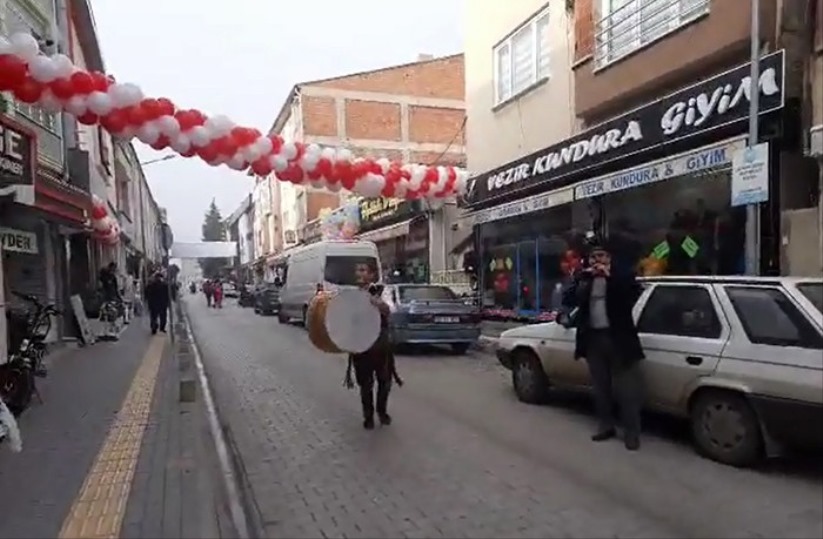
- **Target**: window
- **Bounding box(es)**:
[725,287,823,349]
[398,285,456,302]
[323,256,378,287]
[797,283,823,315]
[493,8,550,105]
[596,0,710,68]
[638,285,722,339]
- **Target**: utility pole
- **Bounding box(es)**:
[744,0,761,275]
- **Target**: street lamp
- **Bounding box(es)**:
[140,154,178,166]
[744,0,760,275]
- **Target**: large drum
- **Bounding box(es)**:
[307,289,381,354]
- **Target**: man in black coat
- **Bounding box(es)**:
[144,272,170,335]
[563,238,645,450]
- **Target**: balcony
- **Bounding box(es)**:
[572,0,778,121]
[12,106,65,170]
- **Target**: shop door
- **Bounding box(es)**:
[516,241,537,316]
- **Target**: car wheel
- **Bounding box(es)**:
[511,349,549,405]
[300,305,308,327]
[690,390,763,467]
[253,307,260,314]
[451,343,471,355]
[277,310,288,324]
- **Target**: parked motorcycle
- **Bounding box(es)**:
[1,291,59,416]
[238,285,255,308]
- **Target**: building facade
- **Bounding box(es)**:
[259,53,466,279]
[463,0,820,320]
[226,194,255,282]
[806,0,823,276]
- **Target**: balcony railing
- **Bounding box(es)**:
[594,0,710,69]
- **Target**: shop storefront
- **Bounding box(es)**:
[463,52,787,320]
[357,198,429,283]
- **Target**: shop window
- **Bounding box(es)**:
[603,170,745,277]
[725,287,823,349]
[483,244,517,311]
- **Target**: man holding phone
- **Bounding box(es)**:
[563,237,645,450]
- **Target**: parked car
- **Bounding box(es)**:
[381,284,481,354]
[223,282,239,298]
[254,282,281,315]
[495,276,823,467]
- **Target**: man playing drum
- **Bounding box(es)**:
[344,260,401,429]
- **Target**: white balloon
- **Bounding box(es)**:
[28,56,58,83]
[280,142,297,161]
[9,33,40,62]
[269,155,288,173]
[137,123,160,144]
[375,158,390,174]
[409,165,426,189]
[0,36,12,56]
[434,166,449,192]
[38,90,63,113]
[357,174,384,198]
[305,143,321,159]
[50,54,74,78]
[253,136,273,156]
[204,114,234,137]
[335,148,353,163]
[156,115,181,137]
[87,91,114,116]
[169,134,191,153]
[189,125,212,147]
[301,153,319,172]
[320,147,336,161]
[65,95,88,116]
[109,83,143,108]
[454,170,468,194]
[227,154,246,170]
[241,144,261,163]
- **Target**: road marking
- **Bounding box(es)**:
[58,334,167,539]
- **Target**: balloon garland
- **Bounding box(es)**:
[0,33,470,201]
[90,195,120,244]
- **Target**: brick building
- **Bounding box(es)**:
[256,53,465,280]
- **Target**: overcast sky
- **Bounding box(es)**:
[92,0,464,242]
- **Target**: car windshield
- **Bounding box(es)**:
[797,283,823,314]
[398,286,456,302]
[324,256,379,286]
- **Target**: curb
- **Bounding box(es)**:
[176,303,253,539]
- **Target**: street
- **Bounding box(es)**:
[186,297,823,539]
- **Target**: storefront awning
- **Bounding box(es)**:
[357,219,413,243]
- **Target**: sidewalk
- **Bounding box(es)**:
[0,314,233,539]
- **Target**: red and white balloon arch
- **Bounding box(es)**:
[0,32,469,205]
[90,195,120,245]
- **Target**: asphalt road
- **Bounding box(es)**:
[185,297,823,539]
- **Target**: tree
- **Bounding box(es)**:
[199,199,229,279]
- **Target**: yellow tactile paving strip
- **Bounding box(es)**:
[58,334,167,539]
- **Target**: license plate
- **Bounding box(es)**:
[434,316,459,323]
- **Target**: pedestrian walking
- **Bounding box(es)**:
[144,272,170,335]
[562,237,645,450]
[213,279,224,309]
[203,279,213,307]
[342,260,402,429]
[122,274,135,325]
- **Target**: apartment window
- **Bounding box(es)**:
[596,0,710,68]
[493,7,550,106]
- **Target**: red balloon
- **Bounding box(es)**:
[91,206,107,220]
[381,183,395,198]
[0,55,28,91]
[156,97,175,116]
[100,109,128,133]
[180,147,197,158]
[150,135,170,150]
[89,71,110,92]
[250,158,272,176]
[197,143,220,163]
[50,77,75,99]
[316,158,333,179]
[175,110,200,131]
[230,126,258,146]
[140,98,163,120]
[307,169,322,181]
[125,105,148,126]
[69,71,95,94]
[14,79,44,104]
[215,136,238,157]
[269,135,283,154]
[77,112,99,125]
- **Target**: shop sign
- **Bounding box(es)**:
[358,197,418,230]
[468,187,574,226]
[466,51,785,206]
[731,143,769,207]
[0,227,38,254]
[574,138,745,200]
[0,117,36,191]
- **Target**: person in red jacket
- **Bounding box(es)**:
[212,279,224,309]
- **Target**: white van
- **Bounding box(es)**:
[277,240,382,325]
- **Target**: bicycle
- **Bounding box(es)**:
[0,291,60,415]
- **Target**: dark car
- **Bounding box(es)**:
[383,284,481,354]
[254,282,281,315]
